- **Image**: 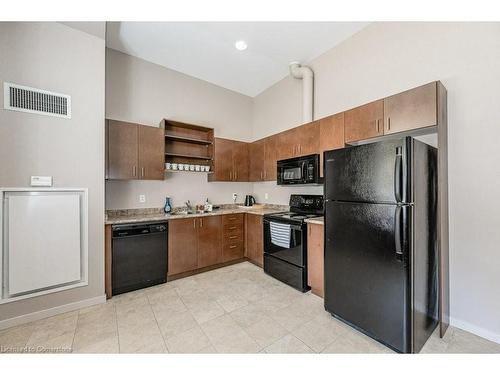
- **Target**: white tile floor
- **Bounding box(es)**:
[1,261,499,354]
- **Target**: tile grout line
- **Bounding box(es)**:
[146,290,170,353]
[70,311,80,353]
[113,301,121,353]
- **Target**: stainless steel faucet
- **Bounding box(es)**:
[185,200,193,213]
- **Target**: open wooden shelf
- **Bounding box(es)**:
[166,169,214,174]
[165,134,213,145]
[165,152,213,160]
[161,119,215,171]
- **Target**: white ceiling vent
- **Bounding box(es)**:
[3,82,71,119]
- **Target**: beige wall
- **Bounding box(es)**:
[0,22,105,322]
[105,49,254,209]
[251,22,500,342]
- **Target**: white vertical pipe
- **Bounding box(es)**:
[289,62,314,123]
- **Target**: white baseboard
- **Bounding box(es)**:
[0,295,106,330]
[450,317,500,344]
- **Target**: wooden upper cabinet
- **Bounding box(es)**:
[319,113,345,177]
[211,138,249,182]
[168,218,198,275]
[295,121,320,157]
[264,135,278,181]
[107,120,139,180]
[197,216,222,269]
[211,138,234,181]
[277,127,298,160]
[344,99,384,143]
[138,125,165,180]
[107,119,165,180]
[249,139,265,182]
[232,141,249,182]
[384,82,438,135]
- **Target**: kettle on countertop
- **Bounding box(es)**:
[244,195,256,207]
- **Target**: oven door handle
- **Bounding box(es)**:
[264,218,303,231]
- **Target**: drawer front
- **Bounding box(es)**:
[222,213,244,226]
[223,240,245,262]
[223,223,244,234]
[223,229,244,243]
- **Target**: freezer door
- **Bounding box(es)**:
[324,201,411,353]
[324,137,411,204]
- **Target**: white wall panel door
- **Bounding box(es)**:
[2,190,86,300]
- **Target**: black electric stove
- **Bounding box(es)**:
[263,194,324,292]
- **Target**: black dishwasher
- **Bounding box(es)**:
[112,222,168,295]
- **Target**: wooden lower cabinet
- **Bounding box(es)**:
[197,216,222,268]
[105,224,112,299]
[245,214,263,267]
[222,214,245,262]
[168,214,246,277]
[168,218,198,275]
[307,223,324,298]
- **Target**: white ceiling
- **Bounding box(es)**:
[106,22,368,97]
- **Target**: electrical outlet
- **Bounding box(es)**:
[139,194,146,203]
[264,193,269,200]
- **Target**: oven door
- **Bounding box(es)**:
[277,160,307,185]
[263,218,305,267]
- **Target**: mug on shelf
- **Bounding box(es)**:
[195,165,201,172]
[205,165,211,172]
[189,164,195,171]
[171,163,178,170]
[183,164,190,171]
[178,164,184,171]
[166,163,171,170]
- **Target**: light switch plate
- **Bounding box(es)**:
[139,194,146,203]
[30,176,53,187]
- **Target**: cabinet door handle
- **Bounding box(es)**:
[141,167,144,178]
[229,226,237,230]
[228,217,236,220]
[200,218,203,227]
[229,235,238,239]
[229,171,232,180]
[133,166,137,177]
[229,245,237,249]
[376,119,380,133]
[234,171,237,180]
[260,171,263,180]
[193,219,196,229]
[387,117,391,131]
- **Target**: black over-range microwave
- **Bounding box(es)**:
[277,154,322,185]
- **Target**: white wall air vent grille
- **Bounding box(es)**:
[3,82,71,119]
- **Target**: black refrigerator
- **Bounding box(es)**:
[324,137,438,353]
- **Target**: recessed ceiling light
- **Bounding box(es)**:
[235,40,248,51]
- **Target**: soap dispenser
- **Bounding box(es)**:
[164,196,172,214]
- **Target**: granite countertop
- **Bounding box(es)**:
[105,204,287,225]
[305,216,324,225]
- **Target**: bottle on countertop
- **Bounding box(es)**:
[164,196,172,214]
[204,198,213,212]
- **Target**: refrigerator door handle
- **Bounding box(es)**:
[394,147,403,203]
[394,206,404,260]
